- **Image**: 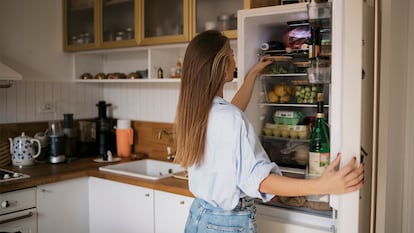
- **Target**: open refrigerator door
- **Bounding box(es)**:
[238,1,373,233]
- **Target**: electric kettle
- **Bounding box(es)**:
[9,132,41,166]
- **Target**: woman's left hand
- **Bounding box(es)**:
[317,153,365,195]
[249,55,273,78]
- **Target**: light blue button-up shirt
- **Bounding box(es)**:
[188,96,281,210]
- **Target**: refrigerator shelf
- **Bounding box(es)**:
[256,200,332,218]
[260,135,310,143]
[260,48,310,57]
[260,73,308,78]
[259,103,329,108]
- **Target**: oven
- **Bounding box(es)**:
[0,187,37,233]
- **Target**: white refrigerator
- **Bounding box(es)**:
[237,1,375,233]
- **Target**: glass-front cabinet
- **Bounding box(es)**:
[191,0,246,39]
[100,0,140,48]
[140,0,190,45]
[64,0,98,51]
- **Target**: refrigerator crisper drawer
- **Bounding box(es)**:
[261,136,309,169]
[261,76,330,105]
[261,167,332,217]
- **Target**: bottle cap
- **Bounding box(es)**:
[317,92,324,102]
[117,119,131,129]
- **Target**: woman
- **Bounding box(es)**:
[174,30,364,233]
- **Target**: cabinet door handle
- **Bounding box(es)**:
[0,211,34,224]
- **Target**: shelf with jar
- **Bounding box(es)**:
[73,39,238,83]
[74,43,183,83]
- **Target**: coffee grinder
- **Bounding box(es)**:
[47,120,66,163]
[95,101,116,160]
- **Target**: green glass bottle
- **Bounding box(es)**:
[308,92,330,175]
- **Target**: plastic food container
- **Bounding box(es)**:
[273,111,303,125]
[294,85,320,104]
[266,82,294,103]
[263,124,310,139]
[264,56,292,74]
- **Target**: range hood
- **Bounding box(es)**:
[0,62,22,80]
[0,62,22,88]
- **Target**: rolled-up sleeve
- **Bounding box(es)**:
[236,113,281,202]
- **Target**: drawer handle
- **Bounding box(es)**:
[179,201,185,205]
[0,211,34,225]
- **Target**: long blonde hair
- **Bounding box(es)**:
[174,30,232,167]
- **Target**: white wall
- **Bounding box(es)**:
[0,0,72,81]
[0,81,102,123]
[0,0,238,124]
[0,0,104,123]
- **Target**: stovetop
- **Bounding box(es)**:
[0,168,30,183]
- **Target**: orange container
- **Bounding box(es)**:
[116,128,133,157]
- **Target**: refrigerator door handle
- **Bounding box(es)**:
[360,146,368,163]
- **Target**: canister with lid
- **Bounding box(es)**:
[116,120,134,157]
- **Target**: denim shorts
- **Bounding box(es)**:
[184,197,257,233]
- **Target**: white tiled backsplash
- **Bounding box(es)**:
[0,81,103,124]
[0,81,238,124]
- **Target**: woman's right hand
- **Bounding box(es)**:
[317,153,364,195]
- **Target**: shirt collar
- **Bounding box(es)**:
[213,96,229,105]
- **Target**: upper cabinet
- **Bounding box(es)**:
[191,0,246,39]
[64,0,141,51]
[64,0,99,51]
[140,0,190,45]
[99,0,141,48]
[64,0,259,51]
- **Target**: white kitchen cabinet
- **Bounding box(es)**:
[37,177,89,233]
[88,177,154,233]
[154,190,193,233]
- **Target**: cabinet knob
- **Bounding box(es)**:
[145,193,150,197]
[179,201,185,205]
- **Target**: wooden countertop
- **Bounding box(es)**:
[0,157,193,197]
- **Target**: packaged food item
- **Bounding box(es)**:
[282,25,310,50]
[273,110,303,125]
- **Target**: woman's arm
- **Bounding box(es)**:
[259,154,364,196]
[231,56,272,111]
